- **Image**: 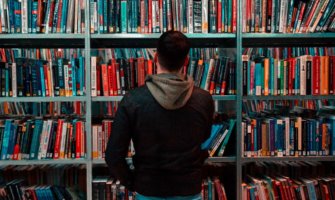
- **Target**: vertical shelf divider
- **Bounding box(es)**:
[85,0,93,198]
[236,0,243,198]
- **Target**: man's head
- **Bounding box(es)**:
[155,31,191,73]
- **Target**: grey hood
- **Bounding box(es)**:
[145,73,194,110]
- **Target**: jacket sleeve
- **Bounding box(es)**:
[201,95,215,160]
[105,95,134,191]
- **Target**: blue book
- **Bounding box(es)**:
[270,57,274,95]
[79,57,85,95]
[98,0,104,33]
[330,116,335,155]
[295,58,300,95]
[14,0,21,33]
[6,123,17,160]
[103,0,108,32]
[39,61,46,97]
[57,59,65,96]
[121,0,127,33]
[29,120,43,160]
[255,63,262,95]
[201,124,222,150]
[71,58,77,96]
[8,0,15,33]
[32,1,38,33]
[200,62,209,89]
[304,179,317,200]
[61,0,69,33]
[5,64,9,97]
[1,120,12,160]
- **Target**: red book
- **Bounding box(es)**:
[112,63,118,96]
[266,0,272,32]
[101,64,109,96]
[53,119,64,159]
[13,144,20,160]
[147,60,153,75]
[246,0,251,32]
[107,65,114,96]
[288,58,293,95]
[37,0,43,32]
[76,121,81,158]
[47,0,56,32]
[312,56,320,95]
[148,0,152,33]
[232,0,237,32]
[218,0,222,32]
[56,0,63,33]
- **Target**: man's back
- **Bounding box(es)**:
[106,81,213,196]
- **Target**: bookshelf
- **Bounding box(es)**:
[0,0,335,199]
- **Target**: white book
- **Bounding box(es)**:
[152,0,157,33]
[188,0,194,33]
[4,0,9,33]
[0,1,6,32]
[92,125,98,159]
[91,57,97,96]
[279,0,286,32]
[80,121,85,158]
[74,0,79,34]
[202,0,208,33]
[300,56,307,95]
[11,63,17,97]
[283,117,290,156]
[66,0,75,33]
[41,120,53,159]
[59,122,68,159]
[21,0,28,33]
[38,121,48,160]
[97,125,102,159]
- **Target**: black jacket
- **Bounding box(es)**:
[105,79,214,196]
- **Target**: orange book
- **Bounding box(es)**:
[137,57,145,86]
[320,56,329,95]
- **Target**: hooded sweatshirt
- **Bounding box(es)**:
[105,72,214,197]
[145,73,194,110]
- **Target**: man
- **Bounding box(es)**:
[105,31,214,199]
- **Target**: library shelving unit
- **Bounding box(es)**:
[2,0,335,200]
